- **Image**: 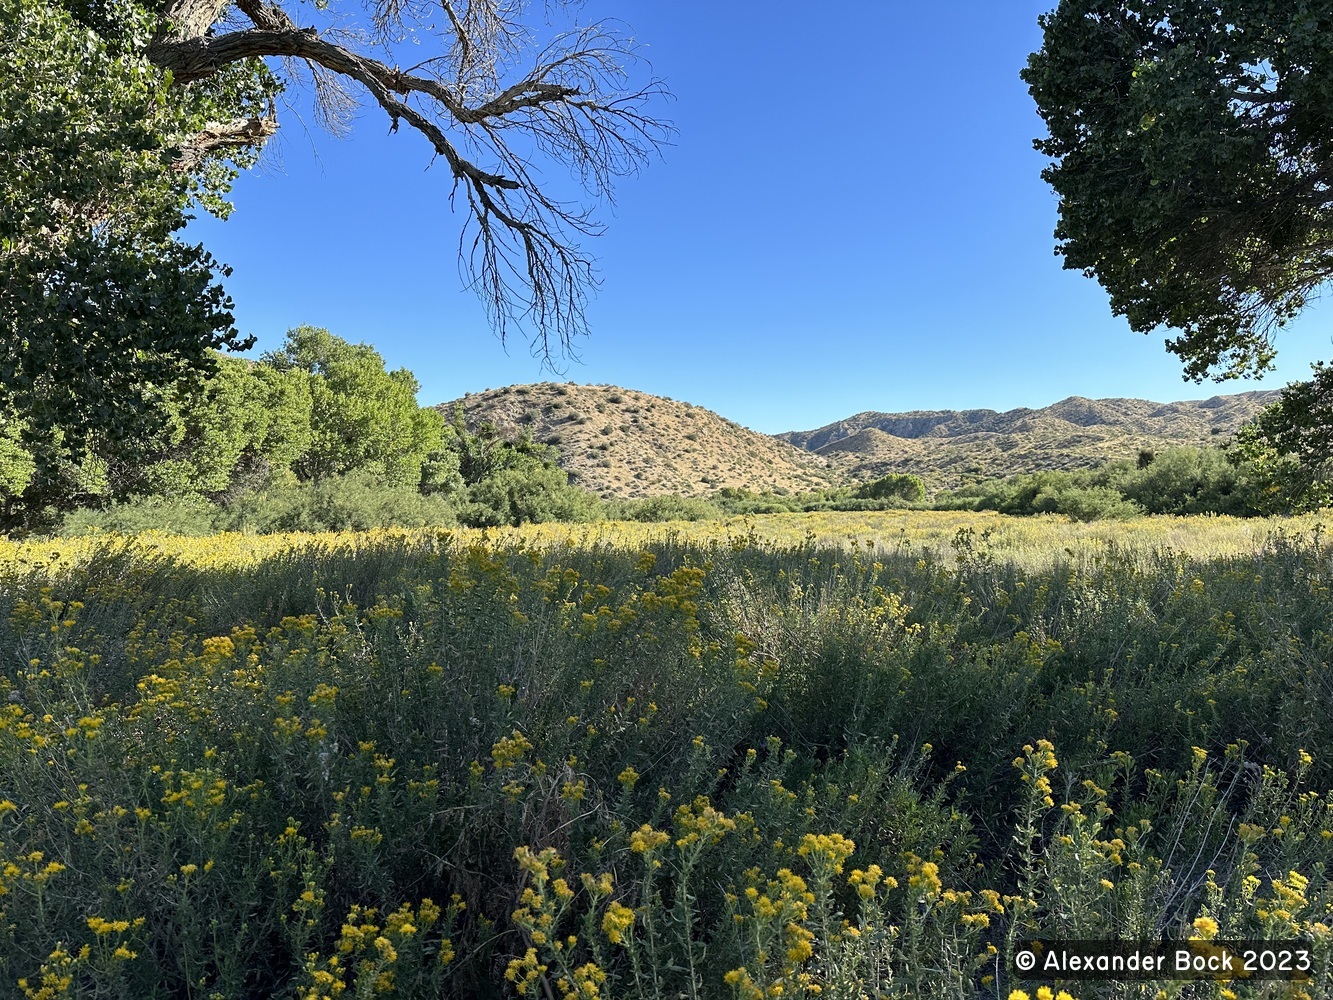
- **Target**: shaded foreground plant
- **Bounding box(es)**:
[0,527,1331,997]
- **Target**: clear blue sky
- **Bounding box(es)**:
[187,0,1332,435]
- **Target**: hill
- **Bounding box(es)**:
[437,384,836,498]
[439,385,1280,497]
[779,391,1280,486]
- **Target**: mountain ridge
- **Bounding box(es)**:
[777,392,1279,485]
[439,385,1279,497]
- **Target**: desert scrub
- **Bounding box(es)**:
[1,525,1332,996]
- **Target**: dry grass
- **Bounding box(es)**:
[7,510,1328,575]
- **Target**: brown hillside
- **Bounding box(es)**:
[781,392,1280,487]
[437,384,837,499]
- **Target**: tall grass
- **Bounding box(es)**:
[1,517,1331,998]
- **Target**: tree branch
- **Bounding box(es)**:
[171,116,279,172]
[147,8,671,361]
[157,0,233,43]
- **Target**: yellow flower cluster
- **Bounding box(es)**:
[796,832,856,874]
[629,824,670,855]
[505,947,548,996]
[491,730,535,770]
[848,864,894,900]
[674,796,737,848]
[601,901,635,945]
[1013,739,1058,807]
[905,854,943,900]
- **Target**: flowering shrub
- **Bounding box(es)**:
[0,519,1331,997]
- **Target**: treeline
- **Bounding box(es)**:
[1,328,600,535]
[935,442,1309,520]
[607,475,927,522]
[0,327,941,536]
[1,326,1323,535]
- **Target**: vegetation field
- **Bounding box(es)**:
[2,512,1332,999]
[8,509,1332,574]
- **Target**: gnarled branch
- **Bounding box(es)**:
[171,116,279,172]
[148,4,671,360]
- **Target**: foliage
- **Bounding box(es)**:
[436,406,601,528]
[2,528,1333,996]
[0,0,272,455]
[856,473,926,504]
[2,0,667,458]
[460,464,603,527]
[711,485,927,516]
[606,495,722,522]
[941,446,1262,520]
[1025,0,1333,380]
[1117,445,1248,515]
[223,471,459,532]
[1228,364,1333,514]
[58,475,462,535]
[7,327,614,535]
[941,469,1144,521]
[58,495,223,537]
[267,327,442,488]
[111,356,314,502]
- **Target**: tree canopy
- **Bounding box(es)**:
[1024,0,1333,381]
[1,0,668,460]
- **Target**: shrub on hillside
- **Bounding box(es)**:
[1115,446,1251,515]
[461,465,604,527]
[945,470,1142,520]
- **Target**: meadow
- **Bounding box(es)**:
[1,511,1332,999]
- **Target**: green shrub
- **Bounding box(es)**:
[3,530,1333,996]
[608,495,721,522]
[1117,445,1251,515]
[60,495,222,536]
[461,465,604,527]
[220,472,458,532]
[855,473,926,503]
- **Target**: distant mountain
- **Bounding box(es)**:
[778,392,1280,486]
[437,384,836,498]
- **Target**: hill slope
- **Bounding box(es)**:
[779,392,1280,485]
[437,384,836,498]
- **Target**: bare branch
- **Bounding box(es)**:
[148,3,671,361]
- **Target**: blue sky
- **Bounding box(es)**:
[187,0,1332,435]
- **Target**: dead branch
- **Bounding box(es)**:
[148,1,671,360]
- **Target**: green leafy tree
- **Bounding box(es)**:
[0,0,268,461]
[126,356,315,500]
[0,420,37,526]
[1024,0,1333,381]
[2,355,314,529]
[856,473,926,503]
[267,327,443,487]
[2,0,668,467]
[441,406,600,526]
[1229,366,1333,513]
[1117,445,1249,516]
